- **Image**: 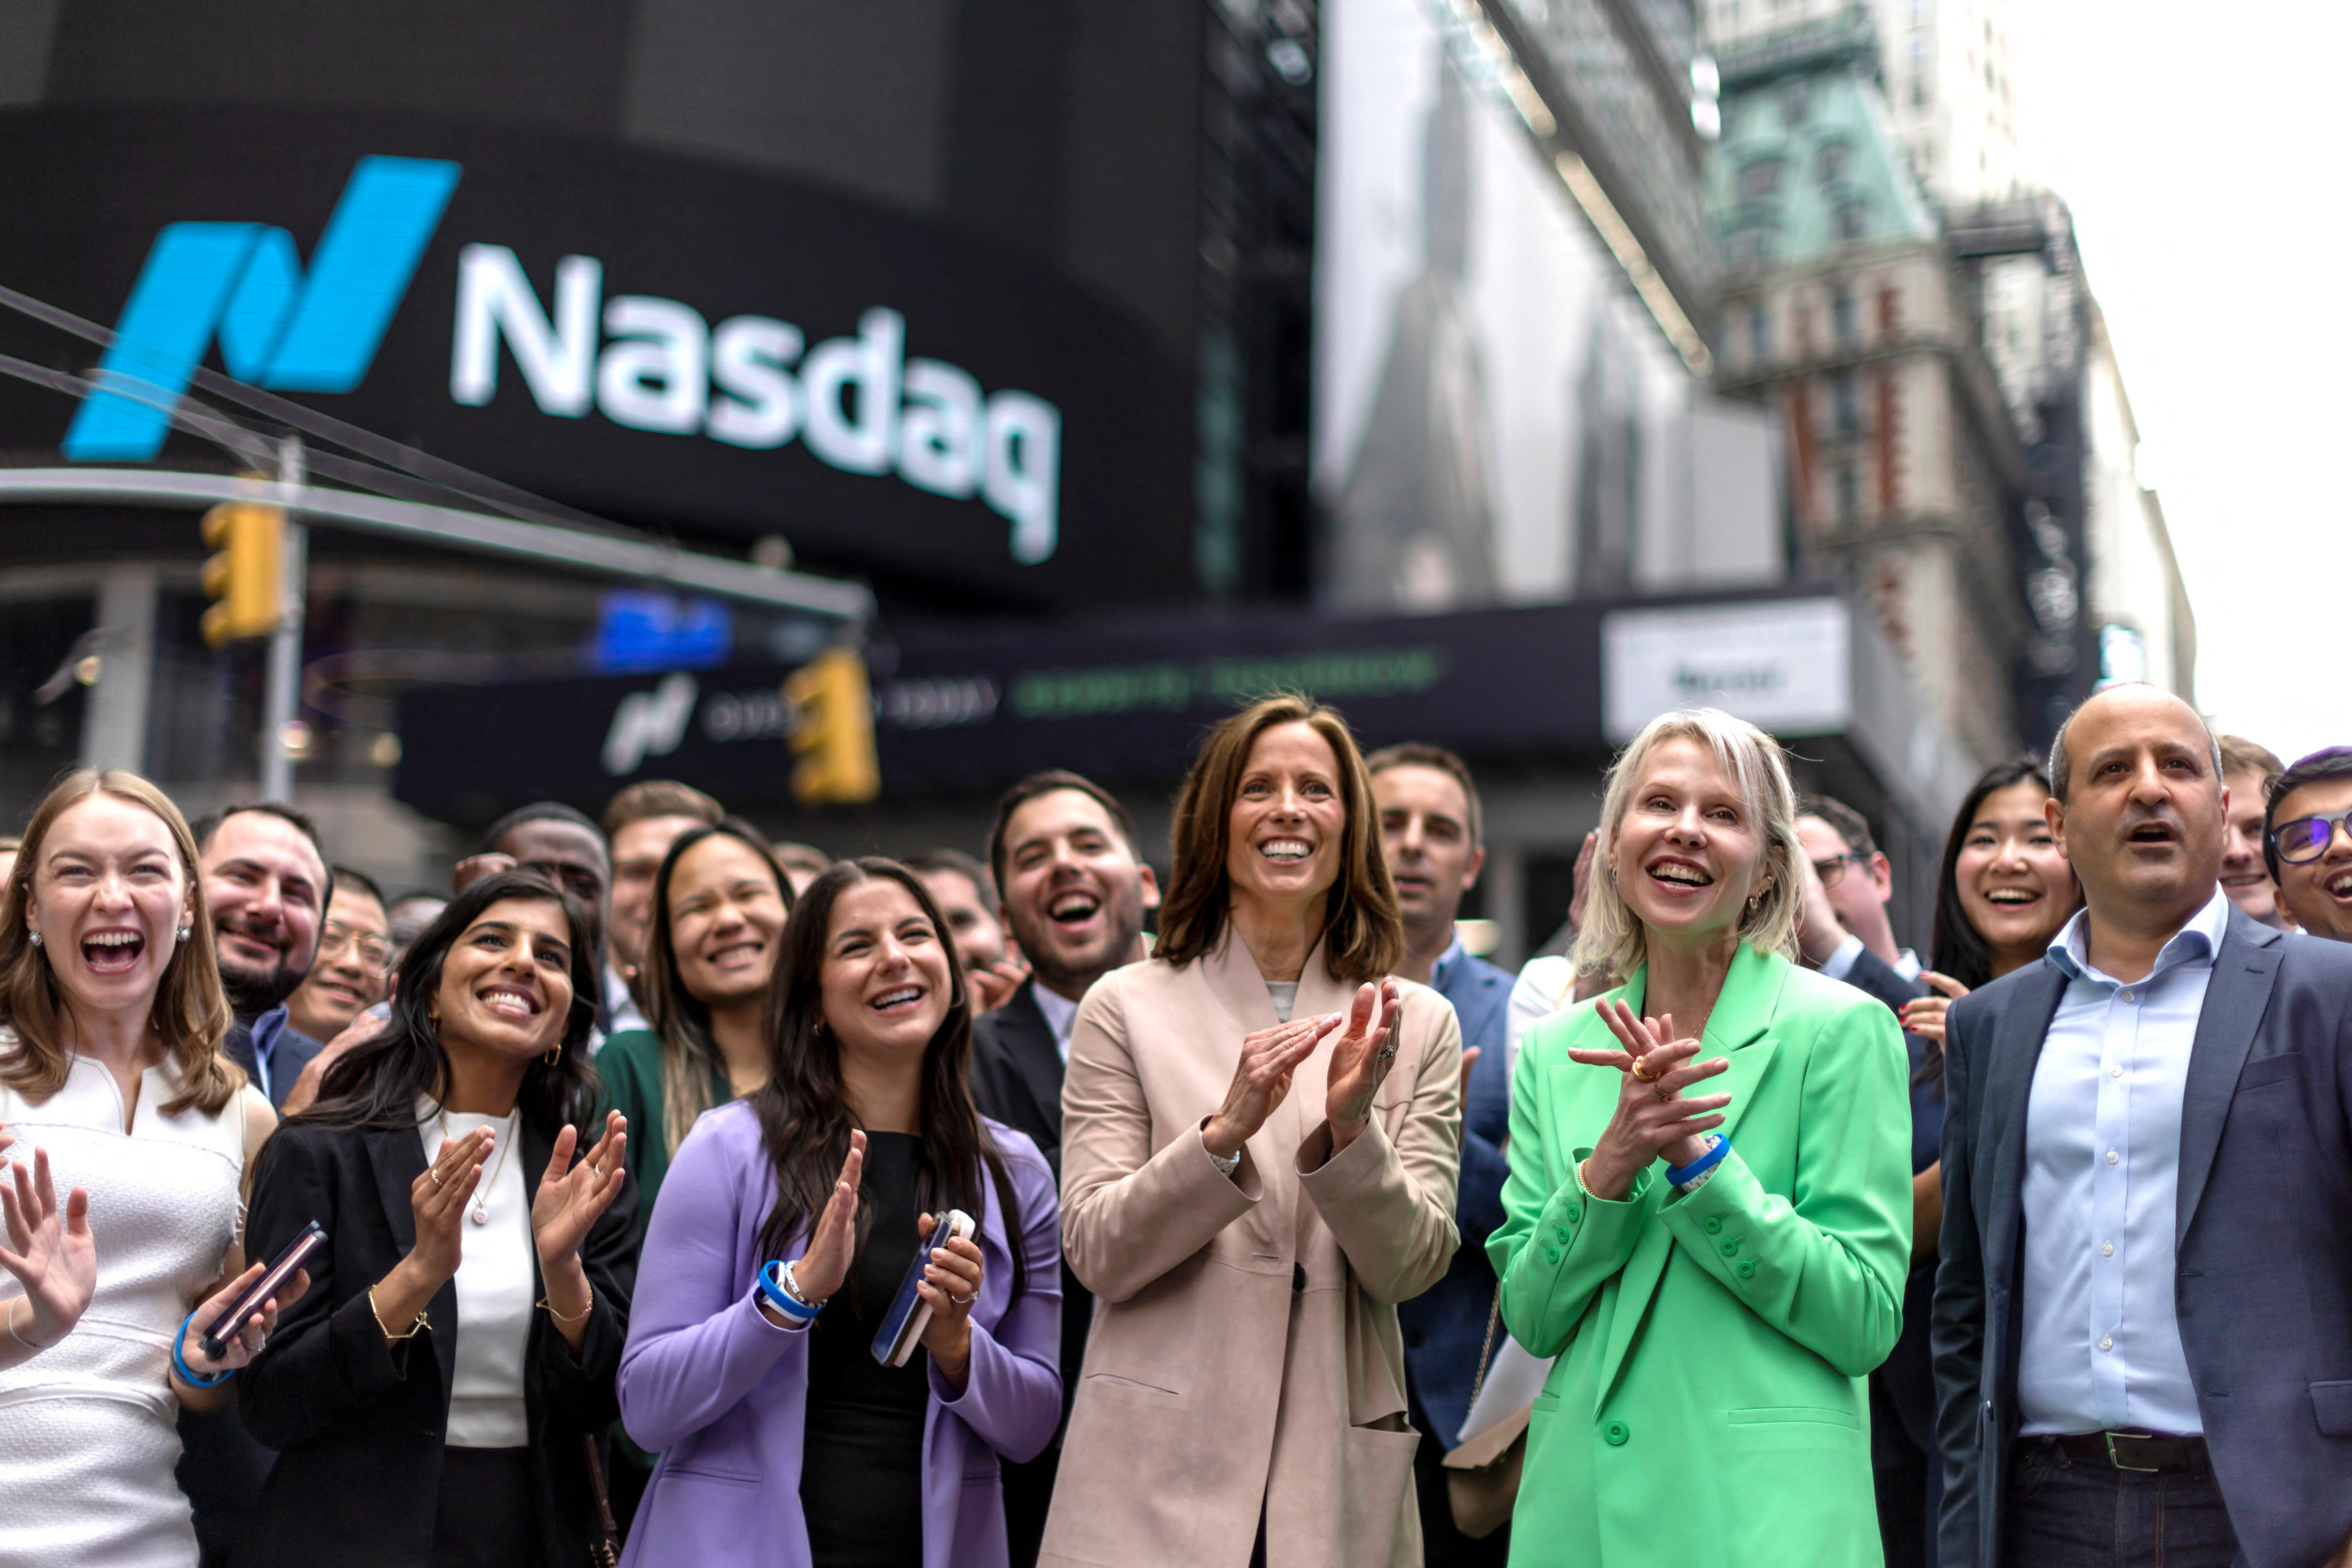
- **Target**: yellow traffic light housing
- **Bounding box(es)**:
[784,647,880,805]
[199,498,284,648]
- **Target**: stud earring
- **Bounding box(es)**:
[26,930,40,947]
[177,926,191,943]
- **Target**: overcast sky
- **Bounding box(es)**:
[2015,2,2349,764]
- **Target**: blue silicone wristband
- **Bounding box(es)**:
[757,1262,820,1322]
[1666,1133,1730,1188]
[173,1309,234,1388]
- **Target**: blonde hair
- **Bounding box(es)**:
[0,771,239,1119]
[1572,708,1802,982]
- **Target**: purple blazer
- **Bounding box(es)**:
[618,1102,1063,1568]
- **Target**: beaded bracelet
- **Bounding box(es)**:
[1667,1133,1732,1188]
[757,1261,821,1325]
[171,1309,234,1389]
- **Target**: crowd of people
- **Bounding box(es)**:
[0,685,2348,1568]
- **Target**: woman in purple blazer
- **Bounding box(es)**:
[618,859,1062,1568]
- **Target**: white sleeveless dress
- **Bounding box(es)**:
[0,1048,247,1568]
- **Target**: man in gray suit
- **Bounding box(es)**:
[1934,685,2352,1568]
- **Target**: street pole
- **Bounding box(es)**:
[259,435,306,804]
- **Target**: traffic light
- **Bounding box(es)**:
[199,498,284,648]
[784,647,880,805]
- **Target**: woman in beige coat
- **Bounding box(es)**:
[1042,695,1464,1568]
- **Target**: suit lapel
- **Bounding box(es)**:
[2176,913,2283,1250]
[1978,963,2068,1297]
[1591,947,1787,1410]
[1002,983,1067,1145]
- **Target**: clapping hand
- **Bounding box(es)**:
[531,1111,628,1268]
[1325,978,1404,1152]
[1565,1000,1732,1201]
[1202,1013,1344,1164]
[1,1140,95,1356]
[784,1131,868,1309]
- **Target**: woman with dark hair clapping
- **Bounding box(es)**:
[618,857,1060,1568]
[239,869,635,1568]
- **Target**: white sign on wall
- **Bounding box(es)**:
[1603,598,1851,743]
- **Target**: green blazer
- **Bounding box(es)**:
[1486,945,1910,1567]
[596,1027,733,1245]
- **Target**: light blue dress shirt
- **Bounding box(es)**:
[2016,887,2232,1437]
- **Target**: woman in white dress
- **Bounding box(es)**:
[0,771,308,1567]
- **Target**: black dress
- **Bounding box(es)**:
[800,1131,932,1567]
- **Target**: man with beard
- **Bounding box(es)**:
[1935,687,2352,1568]
[1366,743,1513,1566]
[194,802,331,1109]
[968,771,1159,1567]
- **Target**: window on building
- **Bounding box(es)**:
[1816,140,1850,183]
[1750,304,1772,361]
[1835,200,1870,240]
[1831,287,1856,342]
[1913,77,1930,109]
[1836,463,1860,520]
[1833,374,1859,433]
[1785,86,1810,125]
[1738,157,1783,199]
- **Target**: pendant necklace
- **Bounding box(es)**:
[439,1106,520,1225]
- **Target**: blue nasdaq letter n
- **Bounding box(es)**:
[65,156,461,461]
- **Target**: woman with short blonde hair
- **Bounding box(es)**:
[0,770,302,1568]
[1042,693,1463,1568]
[1490,708,1910,1567]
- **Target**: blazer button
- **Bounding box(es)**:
[1293,1263,1306,1293]
[1736,1260,1756,1279]
[1564,1205,1581,1223]
[1545,1246,1562,1264]
[1555,1224,1572,1243]
[1603,1420,1630,1446]
[1703,1217,1723,1235]
[1719,1239,1738,1257]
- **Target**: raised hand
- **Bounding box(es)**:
[280,1009,390,1117]
[787,1131,868,1305]
[1,1142,95,1353]
[1325,978,1404,1151]
[1202,1014,1343,1162]
[411,1128,492,1285]
[1898,971,1969,1045]
[1564,999,1732,1200]
[531,1111,628,1268]
[179,1256,311,1381]
[968,955,1032,1016]
[914,1211,986,1391]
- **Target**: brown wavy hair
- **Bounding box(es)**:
[1154,693,1402,984]
[0,771,239,1119]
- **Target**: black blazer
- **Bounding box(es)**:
[972,981,1091,1401]
[1841,945,1929,1012]
[238,1114,638,1568]
[1933,908,2352,1568]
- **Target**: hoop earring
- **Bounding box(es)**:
[543,1041,564,1068]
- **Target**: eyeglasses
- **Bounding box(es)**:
[2270,808,2352,865]
[319,920,392,971]
[1810,851,1873,889]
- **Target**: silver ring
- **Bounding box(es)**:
[949,1292,976,1307]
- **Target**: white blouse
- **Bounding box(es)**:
[416,1102,532,1449]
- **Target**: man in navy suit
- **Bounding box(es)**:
[1367,743,1513,1566]
[1934,685,2352,1568]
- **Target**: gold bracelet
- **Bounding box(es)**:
[536,1295,593,1325]
[367,1287,429,1342]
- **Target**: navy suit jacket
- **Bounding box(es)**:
[1398,943,1513,1446]
[1933,906,2352,1568]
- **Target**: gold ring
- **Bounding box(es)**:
[429,1166,445,1187]
[1630,1059,1659,1082]
[1654,1086,1674,1102]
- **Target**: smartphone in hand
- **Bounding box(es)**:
[870,1210,974,1368]
[200,1221,325,1360]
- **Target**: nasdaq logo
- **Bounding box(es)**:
[65,156,462,461]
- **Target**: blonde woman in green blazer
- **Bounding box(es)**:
[1488,709,1911,1567]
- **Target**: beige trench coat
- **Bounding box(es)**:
[1040,932,1464,1568]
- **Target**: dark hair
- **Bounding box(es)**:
[1929,758,2057,994]
[638,820,796,1156]
[986,770,1142,894]
[1796,794,1878,860]
[899,846,998,910]
[1364,742,1484,846]
[192,801,334,906]
[330,865,387,910]
[2263,746,2352,881]
[750,858,1027,1307]
[481,801,605,857]
[1155,694,1402,983]
[601,780,724,839]
[298,869,603,1137]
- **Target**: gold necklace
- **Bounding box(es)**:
[437,1106,520,1226]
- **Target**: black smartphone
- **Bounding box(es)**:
[200,1221,326,1360]
[870,1210,973,1368]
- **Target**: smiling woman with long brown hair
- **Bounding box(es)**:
[1040,693,1464,1568]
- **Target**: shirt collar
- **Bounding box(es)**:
[1428,935,1469,990]
[2046,884,2233,986]
[249,1004,290,1060]
[1030,982,1082,1047]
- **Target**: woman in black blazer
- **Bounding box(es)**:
[240,869,636,1568]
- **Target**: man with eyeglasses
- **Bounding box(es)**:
[1794,794,1925,1011]
[282,866,393,1054]
[2263,745,2352,941]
